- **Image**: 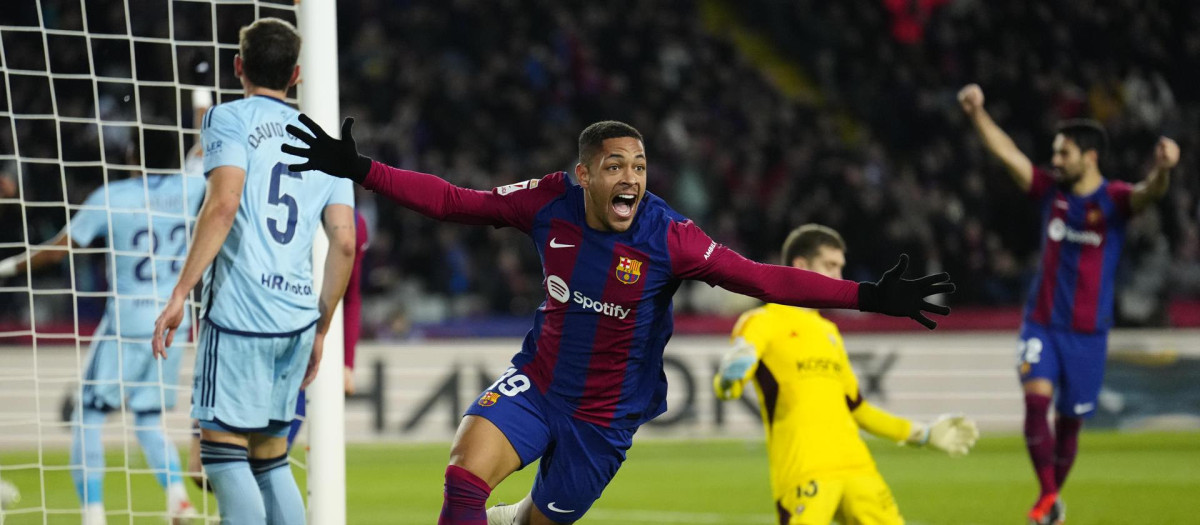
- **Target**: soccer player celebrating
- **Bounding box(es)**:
[0,135,205,524]
[713,224,979,525]
[284,118,953,525]
[958,83,1180,525]
[152,18,356,524]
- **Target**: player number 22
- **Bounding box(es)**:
[488,368,531,397]
[267,162,302,244]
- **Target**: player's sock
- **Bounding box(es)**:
[1023,393,1057,497]
[70,407,107,506]
[251,454,305,525]
[439,465,491,525]
[1054,415,1083,488]
[133,411,187,491]
[201,440,266,524]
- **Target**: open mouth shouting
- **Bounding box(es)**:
[612,191,638,220]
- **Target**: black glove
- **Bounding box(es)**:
[282,113,372,184]
[857,254,954,329]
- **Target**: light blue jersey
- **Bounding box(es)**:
[200,95,354,334]
[69,173,207,337]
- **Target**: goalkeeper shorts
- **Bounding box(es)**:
[190,320,314,432]
[464,367,636,523]
[1017,321,1108,417]
[80,327,184,413]
[777,471,903,525]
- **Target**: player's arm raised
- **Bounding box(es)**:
[284,115,546,231]
[0,230,75,279]
[959,84,1035,192]
[153,166,245,358]
[303,202,356,390]
[1130,136,1180,214]
[669,221,954,329]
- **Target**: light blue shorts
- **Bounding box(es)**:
[81,330,185,413]
[190,319,316,432]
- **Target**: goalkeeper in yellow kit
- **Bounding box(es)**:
[714,224,980,525]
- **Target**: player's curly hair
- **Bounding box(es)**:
[1056,119,1108,159]
[781,224,845,266]
[238,18,301,91]
[578,121,643,165]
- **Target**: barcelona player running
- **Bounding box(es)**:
[714,224,978,525]
[959,84,1180,525]
[285,118,954,525]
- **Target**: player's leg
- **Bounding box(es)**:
[72,334,117,524]
[1052,330,1108,492]
[252,326,317,525]
[837,472,903,525]
[778,478,841,525]
[191,323,272,524]
[450,367,551,525]
[519,409,637,525]
[1017,324,1061,523]
[125,338,193,518]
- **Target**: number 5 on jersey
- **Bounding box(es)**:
[488,367,531,397]
[268,162,302,244]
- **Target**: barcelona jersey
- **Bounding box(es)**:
[361,166,861,429]
[1025,167,1133,333]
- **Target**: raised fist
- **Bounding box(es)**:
[958,84,985,115]
[1154,136,1180,170]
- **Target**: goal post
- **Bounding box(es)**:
[299,0,348,522]
[0,0,346,522]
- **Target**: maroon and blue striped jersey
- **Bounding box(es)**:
[1025,167,1133,333]
[363,163,860,429]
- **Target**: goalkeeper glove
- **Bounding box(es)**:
[713,338,757,400]
[908,414,979,457]
[857,254,955,329]
[282,114,373,184]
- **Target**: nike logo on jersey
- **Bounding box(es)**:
[546,502,575,514]
[549,238,575,248]
[1074,402,1095,415]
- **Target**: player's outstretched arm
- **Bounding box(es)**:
[852,403,978,457]
[713,337,758,400]
[0,230,75,279]
[959,84,1034,192]
[285,114,549,230]
[1130,136,1180,214]
[302,203,356,390]
[153,166,245,358]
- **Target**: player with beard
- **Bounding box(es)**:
[959,84,1179,524]
[284,117,955,525]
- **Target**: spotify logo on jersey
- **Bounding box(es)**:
[547,275,570,303]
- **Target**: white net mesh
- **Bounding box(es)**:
[0,1,303,522]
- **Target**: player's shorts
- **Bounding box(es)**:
[777,471,903,525]
[464,367,636,523]
[190,320,315,433]
[80,332,185,413]
[1016,321,1108,418]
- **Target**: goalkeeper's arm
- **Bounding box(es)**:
[713,337,759,400]
[852,400,979,457]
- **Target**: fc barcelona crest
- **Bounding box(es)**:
[478,392,500,407]
[615,256,643,285]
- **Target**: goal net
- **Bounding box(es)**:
[0,1,343,523]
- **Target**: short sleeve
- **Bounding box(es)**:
[326,178,355,208]
[1107,180,1134,219]
[1029,166,1056,201]
[201,105,248,174]
[68,187,109,247]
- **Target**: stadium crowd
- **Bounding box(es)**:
[2,0,1199,334]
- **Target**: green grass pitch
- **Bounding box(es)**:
[1,431,1197,524]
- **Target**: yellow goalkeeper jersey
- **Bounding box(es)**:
[732,304,878,500]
